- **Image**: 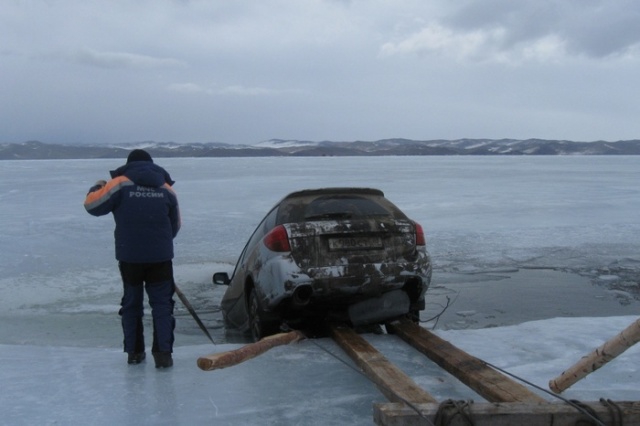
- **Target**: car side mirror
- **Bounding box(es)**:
[212,272,230,286]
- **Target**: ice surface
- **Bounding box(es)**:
[2,156,640,424]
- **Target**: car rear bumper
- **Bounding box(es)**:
[259,253,432,313]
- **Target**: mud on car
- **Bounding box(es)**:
[213,188,432,341]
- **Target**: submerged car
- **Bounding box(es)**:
[213,187,432,340]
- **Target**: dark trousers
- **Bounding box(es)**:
[118,261,175,354]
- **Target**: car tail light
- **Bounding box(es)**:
[264,225,291,252]
[414,222,426,246]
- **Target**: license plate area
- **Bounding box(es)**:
[328,236,383,251]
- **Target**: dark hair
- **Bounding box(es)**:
[126,149,153,164]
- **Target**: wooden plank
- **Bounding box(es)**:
[374,401,640,426]
[197,330,305,371]
[550,317,640,393]
[330,325,438,404]
[387,318,545,403]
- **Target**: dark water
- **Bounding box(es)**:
[424,268,640,330]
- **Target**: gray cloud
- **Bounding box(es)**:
[1,1,639,145]
[166,82,280,96]
[71,49,187,69]
[441,1,640,59]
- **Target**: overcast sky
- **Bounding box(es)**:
[2,1,640,145]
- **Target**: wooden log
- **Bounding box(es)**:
[197,330,305,371]
[549,317,640,394]
[386,318,545,403]
[374,400,640,426]
[330,325,438,404]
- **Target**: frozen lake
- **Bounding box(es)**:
[2,155,640,425]
[1,155,640,345]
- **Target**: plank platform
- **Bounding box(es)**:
[198,319,639,425]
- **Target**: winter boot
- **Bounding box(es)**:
[127,352,146,365]
[153,352,173,368]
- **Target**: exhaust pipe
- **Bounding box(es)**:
[292,285,313,308]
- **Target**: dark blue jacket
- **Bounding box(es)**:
[84,161,181,263]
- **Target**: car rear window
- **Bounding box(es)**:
[277,194,407,224]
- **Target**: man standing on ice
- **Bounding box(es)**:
[84,149,181,368]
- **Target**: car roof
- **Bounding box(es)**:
[282,187,384,201]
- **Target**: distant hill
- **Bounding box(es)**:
[2,138,640,160]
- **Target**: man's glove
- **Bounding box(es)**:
[88,180,107,193]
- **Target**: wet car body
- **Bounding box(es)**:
[213,188,432,340]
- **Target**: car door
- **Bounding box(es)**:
[221,206,278,329]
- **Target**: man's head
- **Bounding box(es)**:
[127,149,153,164]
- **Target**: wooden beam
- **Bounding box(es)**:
[330,325,438,404]
[386,319,545,403]
[197,330,305,371]
[550,317,640,393]
[374,401,640,426]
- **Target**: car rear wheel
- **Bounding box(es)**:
[248,289,279,342]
